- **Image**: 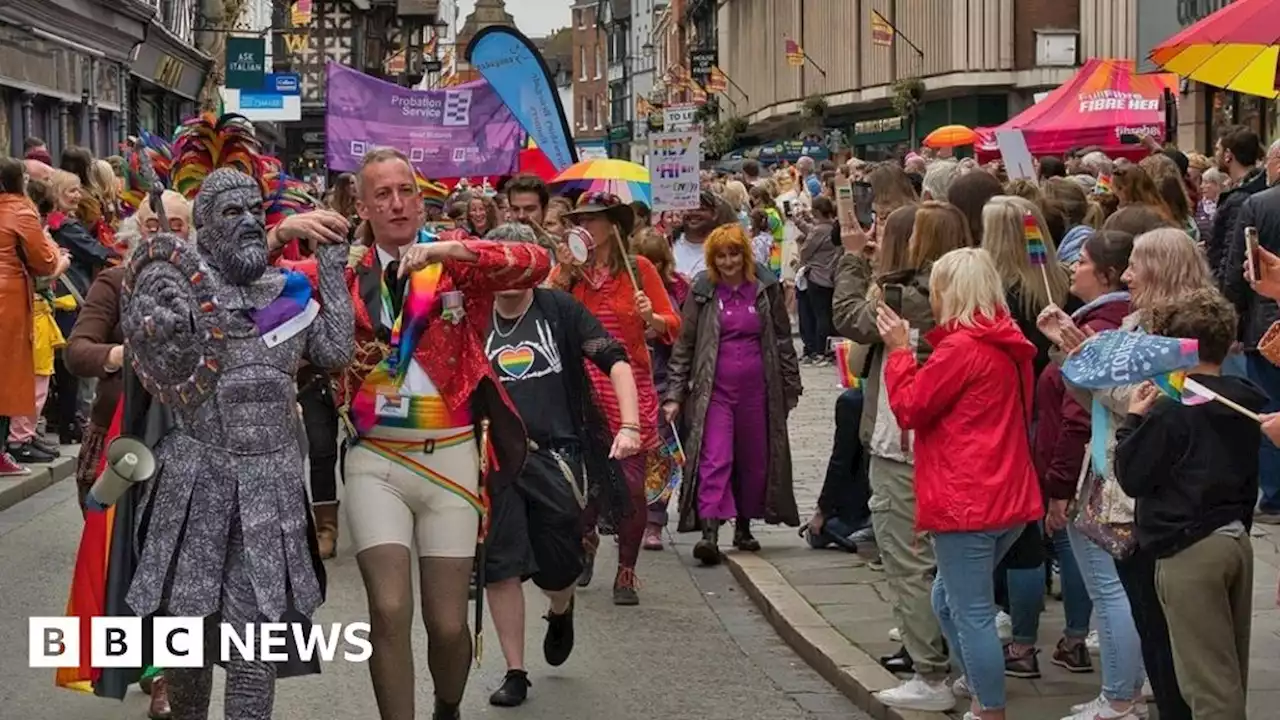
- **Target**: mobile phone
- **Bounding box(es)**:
[853,181,874,229]
[783,200,794,217]
[1246,227,1261,283]
[1119,133,1141,145]
[883,284,904,315]
[834,178,855,230]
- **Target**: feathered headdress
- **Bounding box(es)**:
[171,112,320,226]
[119,130,173,216]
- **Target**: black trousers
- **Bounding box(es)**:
[798,283,835,358]
[817,388,870,529]
[51,353,80,434]
[297,367,340,504]
[1116,546,1192,720]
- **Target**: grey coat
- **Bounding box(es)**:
[664,265,802,532]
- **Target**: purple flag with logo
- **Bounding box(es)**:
[324,62,522,178]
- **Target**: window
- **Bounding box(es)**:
[585,97,594,130]
[596,93,605,129]
[579,46,587,80]
[575,8,583,28]
[595,46,602,79]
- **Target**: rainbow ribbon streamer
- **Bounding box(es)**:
[832,339,862,390]
[1095,174,1113,195]
[1024,211,1048,268]
[1152,370,1214,406]
[387,262,444,383]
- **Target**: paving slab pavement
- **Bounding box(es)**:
[724,362,1280,719]
[0,444,76,513]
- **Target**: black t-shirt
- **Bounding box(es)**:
[485,301,579,444]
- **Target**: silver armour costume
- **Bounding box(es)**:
[120,168,354,719]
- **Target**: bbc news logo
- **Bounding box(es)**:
[29,617,372,668]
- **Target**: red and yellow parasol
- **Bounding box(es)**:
[923,124,979,149]
[1150,0,1279,99]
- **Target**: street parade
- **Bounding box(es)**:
[4,0,1280,718]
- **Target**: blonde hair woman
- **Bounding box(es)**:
[980,195,1069,375]
[876,247,1042,720]
[832,201,971,712]
[1036,227,1213,720]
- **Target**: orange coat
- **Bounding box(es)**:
[0,194,61,416]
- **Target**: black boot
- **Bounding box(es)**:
[488,669,531,707]
[733,519,761,551]
[879,645,914,674]
[692,519,722,566]
[434,697,462,719]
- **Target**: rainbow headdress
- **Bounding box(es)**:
[1024,211,1048,267]
[119,130,173,216]
[171,113,320,225]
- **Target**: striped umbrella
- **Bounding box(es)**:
[1150,0,1279,98]
[551,159,651,205]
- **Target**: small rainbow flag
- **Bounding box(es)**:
[1152,370,1214,406]
[1095,174,1113,194]
[832,339,863,390]
[1024,211,1048,267]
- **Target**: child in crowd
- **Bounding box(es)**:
[1116,289,1264,720]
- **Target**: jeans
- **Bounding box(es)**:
[818,389,871,530]
[797,283,834,357]
[1246,352,1280,512]
[1067,524,1144,701]
[1117,546,1192,720]
[1007,527,1093,644]
[931,526,1021,711]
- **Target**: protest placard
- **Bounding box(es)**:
[650,130,701,211]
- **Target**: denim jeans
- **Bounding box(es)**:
[931,526,1021,711]
[1245,352,1280,512]
[1067,524,1144,701]
[1007,528,1094,644]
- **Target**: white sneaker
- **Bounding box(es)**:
[952,675,970,698]
[1063,694,1141,720]
[1141,678,1153,700]
[996,610,1013,643]
[888,627,901,642]
[1086,629,1100,655]
[875,675,955,712]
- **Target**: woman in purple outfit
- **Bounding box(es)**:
[663,224,802,565]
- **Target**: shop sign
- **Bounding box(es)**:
[155,56,184,91]
[225,37,266,90]
[689,50,717,84]
[663,103,697,131]
[854,116,903,135]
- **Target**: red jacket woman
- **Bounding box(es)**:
[883,305,1043,534]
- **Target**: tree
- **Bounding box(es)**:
[891,78,926,148]
[704,115,747,159]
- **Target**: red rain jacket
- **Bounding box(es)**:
[884,312,1043,533]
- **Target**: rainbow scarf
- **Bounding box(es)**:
[385,262,444,382]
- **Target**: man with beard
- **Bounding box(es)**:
[480,222,641,707]
[672,190,736,277]
[339,148,549,720]
[120,167,354,719]
[1208,125,1266,281]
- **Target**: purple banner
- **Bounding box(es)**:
[324,63,522,178]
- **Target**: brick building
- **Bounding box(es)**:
[571,0,608,157]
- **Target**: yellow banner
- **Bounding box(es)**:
[707,67,728,93]
[871,10,894,47]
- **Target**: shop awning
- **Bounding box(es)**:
[975,59,1178,158]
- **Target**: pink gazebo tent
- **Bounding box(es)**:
[975,59,1179,160]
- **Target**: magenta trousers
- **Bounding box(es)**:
[697,386,768,521]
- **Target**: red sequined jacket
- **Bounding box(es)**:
[342,239,551,486]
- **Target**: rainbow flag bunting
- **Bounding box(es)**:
[832,340,863,390]
[1024,211,1048,267]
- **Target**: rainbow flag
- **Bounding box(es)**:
[832,339,863,390]
[1095,173,1113,194]
[1024,211,1048,267]
[1152,370,1214,406]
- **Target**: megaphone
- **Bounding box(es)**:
[86,436,157,511]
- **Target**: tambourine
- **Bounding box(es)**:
[566,226,592,265]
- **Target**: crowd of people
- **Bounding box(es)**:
[3,115,1280,720]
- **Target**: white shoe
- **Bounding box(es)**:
[952,675,970,699]
[996,610,1013,643]
[1086,629,1100,655]
[888,627,902,642]
[1063,694,1141,720]
[1140,678,1153,700]
[875,675,955,712]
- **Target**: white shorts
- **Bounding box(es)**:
[344,426,481,558]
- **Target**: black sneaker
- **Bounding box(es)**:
[31,436,60,457]
[1051,637,1093,673]
[8,442,57,464]
[543,599,575,666]
[1004,645,1041,679]
[488,670,530,707]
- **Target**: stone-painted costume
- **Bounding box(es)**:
[120,167,353,718]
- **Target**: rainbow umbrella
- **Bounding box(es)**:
[1150,0,1279,99]
[552,159,651,205]
[922,124,979,149]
